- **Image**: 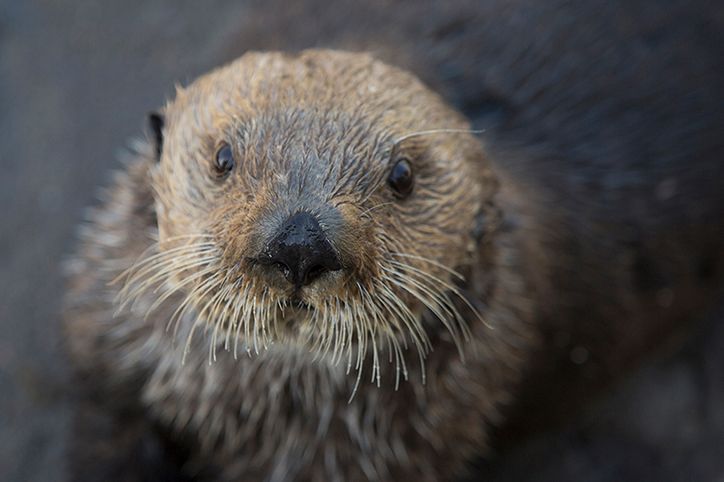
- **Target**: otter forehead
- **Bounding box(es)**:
[180,50,436,120]
[162,50,469,168]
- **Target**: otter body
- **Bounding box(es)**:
[64,51,534,481]
[63,2,724,478]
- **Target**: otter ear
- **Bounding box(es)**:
[471,201,503,246]
[148,112,165,162]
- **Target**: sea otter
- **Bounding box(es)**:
[61,0,724,480]
[63,50,537,481]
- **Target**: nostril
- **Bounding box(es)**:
[305,264,328,283]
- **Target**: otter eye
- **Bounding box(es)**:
[214,145,234,177]
[388,159,414,198]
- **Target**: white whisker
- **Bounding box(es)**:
[391,128,485,147]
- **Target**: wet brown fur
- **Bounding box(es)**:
[62,0,724,479]
[63,50,536,481]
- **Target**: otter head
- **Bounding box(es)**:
[132,50,496,382]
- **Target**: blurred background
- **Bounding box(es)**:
[1,1,723,481]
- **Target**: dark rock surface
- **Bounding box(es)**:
[1,1,722,481]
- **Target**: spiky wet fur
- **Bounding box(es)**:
[63,50,536,481]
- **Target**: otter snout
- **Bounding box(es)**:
[258,212,342,288]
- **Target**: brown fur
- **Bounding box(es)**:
[58,0,724,479]
[63,50,537,481]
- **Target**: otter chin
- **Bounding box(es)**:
[63,49,534,482]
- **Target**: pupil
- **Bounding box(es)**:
[216,146,233,172]
[390,160,413,195]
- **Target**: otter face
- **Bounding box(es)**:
[124,50,495,382]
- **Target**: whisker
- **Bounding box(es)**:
[359,201,395,219]
[388,252,466,281]
[182,273,226,363]
[111,241,216,286]
[116,244,217,305]
[391,128,485,148]
[393,261,489,333]
[167,268,221,339]
[381,272,467,359]
[387,258,484,335]
[118,258,217,316]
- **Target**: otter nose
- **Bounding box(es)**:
[258,212,342,287]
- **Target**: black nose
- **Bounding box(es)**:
[258,212,342,287]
